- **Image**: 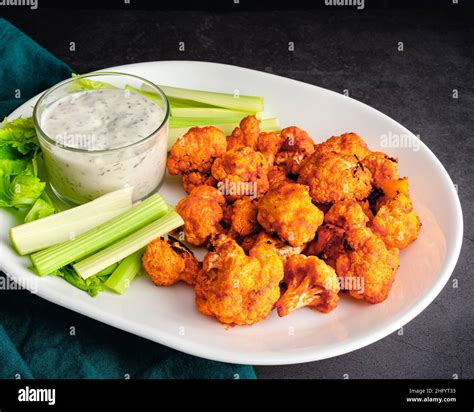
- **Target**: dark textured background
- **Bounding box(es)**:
[1,6,473,379]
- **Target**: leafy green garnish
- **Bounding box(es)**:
[67,73,117,92]
[51,262,119,297]
[24,196,56,223]
[0,117,55,215]
[0,117,38,159]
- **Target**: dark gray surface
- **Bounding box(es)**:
[2,7,473,379]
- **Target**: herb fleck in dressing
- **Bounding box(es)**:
[40,89,168,204]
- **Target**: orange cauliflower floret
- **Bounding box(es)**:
[257,181,324,247]
[306,224,347,269]
[167,126,227,175]
[211,146,269,200]
[314,132,370,160]
[274,126,315,175]
[267,165,290,186]
[195,234,284,325]
[362,151,399,188]
[298,152,372,203]
[324,199,370,230]
[142,238,200,286]
[277,254,340,316]
[336,227,399,304]
[307,200,370,268]
[251,231,305,263]
[371,192,421,250]
[182,172,217,194]
[227,115,261,150]
[257,131,283,160]
[230,197,259,237]
[176,185,226,246]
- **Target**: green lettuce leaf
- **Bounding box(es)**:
[0,118,48,211]
[0,117,39,158]
[24,197,56,223]
[51,262,119,297]
[68,73,116,92]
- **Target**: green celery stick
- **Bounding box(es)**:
[104,249,144,294]
[31,193,169,276]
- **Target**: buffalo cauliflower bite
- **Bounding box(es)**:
[176,185,226,246]
[252,231,305,263]
[211,146,269,200]
[182,172,217,193]
[195,234,284,325]
[274,126,315,175]
[298,151,372,204]
[277,254,340,316]
[167,126,227,175]
[336,227,399,304]
[371,192,421,250]
[230,197,259,237]
[227,115,261,150]
[257,131,283,159]
[362,151,399,188]
[142,237,200,286]
[314,132,370,160]
[306,224,347,269]
[307,200,369,268]
[257,181,324,247]
[267,165,290,187]
[324,200,370,230]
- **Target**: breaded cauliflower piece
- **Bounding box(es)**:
[176,185,226,246]
[167,126,227,175]
[314,132,370,160]
[306,224,347,269]
[277,254,340,316]
[252,231,305,262]
[371,192,421,250]
[274,126,315,175]
[324,200,370,230]
[362,151,399,188]
[182,172,217,194]
[142,237,200,286]
[227,115,261,150]
[336,227,399,304]
[195,234,284,325]
[257,181,324,247]
[257,131,283,159]
[307,201,370,268]
[298,152,372,204]
[230,197,259,237]
[211,146,269,200]
[267,165,289,187]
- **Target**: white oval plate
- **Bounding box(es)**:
[0,61,463,365]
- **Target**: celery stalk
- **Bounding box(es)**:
[10,187,133,255]
[73,210,183,279]
[141,84,264,113]
[168,96,213,109]
[171,107,261,119]
[170,116,250,128]
[168,117,280,149]
[31,193,169,276]
[124,85,166,110]
[104,249,144,294]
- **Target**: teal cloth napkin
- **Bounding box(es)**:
[0,18,255,380]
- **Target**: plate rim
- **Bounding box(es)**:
[0,60,464,365]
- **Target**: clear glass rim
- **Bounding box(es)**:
[33,71,170,153]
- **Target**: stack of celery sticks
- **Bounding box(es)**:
[137,83,279,148]
[9,188,183,296]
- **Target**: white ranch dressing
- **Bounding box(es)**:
[39,88,168,204]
